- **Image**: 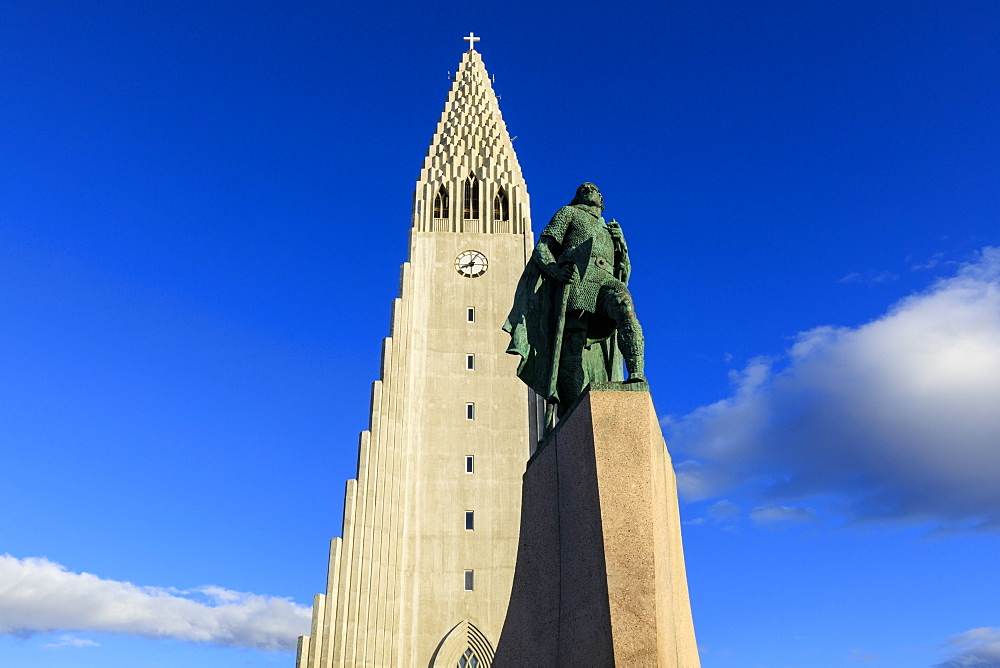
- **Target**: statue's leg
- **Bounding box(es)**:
[602,288,645,382]
[557,318,588,416]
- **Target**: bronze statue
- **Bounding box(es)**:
[504,183,645,425]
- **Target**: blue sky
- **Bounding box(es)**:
[1,1,998,666]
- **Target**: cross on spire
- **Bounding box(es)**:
[463,32,480,51]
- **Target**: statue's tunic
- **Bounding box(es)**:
[538,203,630,315]
[504,202,630,402]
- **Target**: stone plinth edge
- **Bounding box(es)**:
[493,387,700,667]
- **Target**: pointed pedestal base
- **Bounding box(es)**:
[493,385,700,667]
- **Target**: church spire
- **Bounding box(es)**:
[296,42,535,667]
[412,40,529,235]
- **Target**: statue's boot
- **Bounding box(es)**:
[618,313,646,383]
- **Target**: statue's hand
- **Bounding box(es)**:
[606,220,624,241]
[557,263,578,284]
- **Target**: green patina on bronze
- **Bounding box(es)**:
[504,183,646,424]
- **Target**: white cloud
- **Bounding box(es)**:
[749,504,817,526]
[849,648,882,663]
[668,247,1000,530]
[838,269,897,285]
[934,627,1000,666]
[684,499,742,527]
[912,252,946,271]
[706,499,741,523]
[0,554,311,651]
[41,634,100,648]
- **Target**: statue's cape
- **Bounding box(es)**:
[503,259,555,399]
[503,261,623,403]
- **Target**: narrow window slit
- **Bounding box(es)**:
[493,186,509,221]
[433,185,450,218]
[463,175,479,220]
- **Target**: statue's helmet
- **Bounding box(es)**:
[571,182,604,212]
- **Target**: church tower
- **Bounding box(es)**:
[296,38,535,667]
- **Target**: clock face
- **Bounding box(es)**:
[455,250,488,278]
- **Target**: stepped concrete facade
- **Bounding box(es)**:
[296,44,537,668]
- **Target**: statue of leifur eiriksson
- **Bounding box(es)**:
[504,183,646,426]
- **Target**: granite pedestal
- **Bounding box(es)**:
[493,384,700,667]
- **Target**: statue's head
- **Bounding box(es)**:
[571,182,604,212]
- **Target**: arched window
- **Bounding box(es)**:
[463,175,479,220]
[430,619,494,668]
[493,187,509,221]
[458,648,480,668]
[433,185,450,218]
